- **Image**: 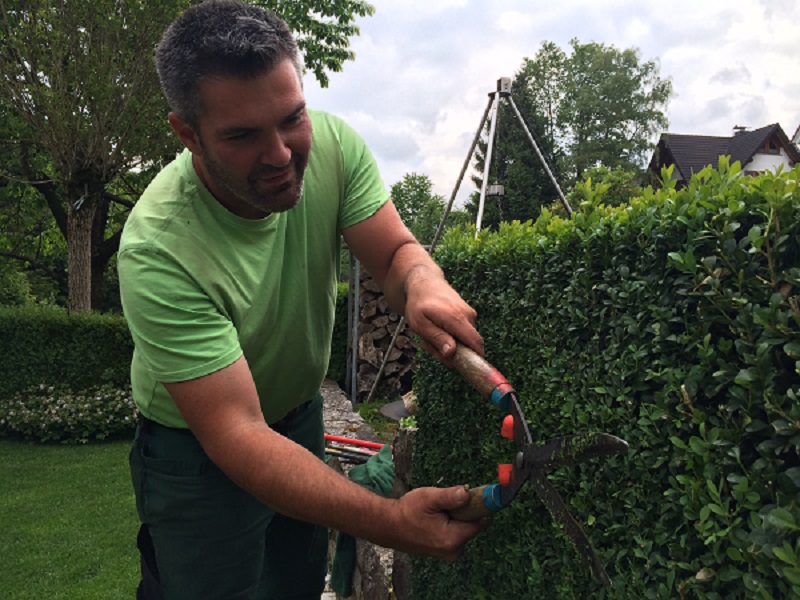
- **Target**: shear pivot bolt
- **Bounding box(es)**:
[515,451,525,470]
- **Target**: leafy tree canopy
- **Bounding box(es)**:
[467,38,671,230]
[390,173,470,246]
[267,0,375,87]
[518,38,673,180]
[0,0,375,311]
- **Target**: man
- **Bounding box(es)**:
[118,1,487,598]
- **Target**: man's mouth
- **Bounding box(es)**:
[256,168,292,185]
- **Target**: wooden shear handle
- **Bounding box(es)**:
[451,344,511,401]
[448,344,514,521]
[450,485,496,521]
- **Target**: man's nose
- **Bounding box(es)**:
[260,132,291,167]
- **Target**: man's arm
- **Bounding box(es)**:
[164,355,486,559]
[343,200,484,363]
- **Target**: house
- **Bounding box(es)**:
[648,123,800,188]
[793,124,800,151]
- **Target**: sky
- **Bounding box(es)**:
[301,0,800,204]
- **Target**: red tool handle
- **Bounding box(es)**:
[323,434,386,451]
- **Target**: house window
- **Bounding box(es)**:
[761,140,781,155]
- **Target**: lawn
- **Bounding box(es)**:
[0,439,140,599]
[0,400,399,599]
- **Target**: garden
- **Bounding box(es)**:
[1,162,799,599]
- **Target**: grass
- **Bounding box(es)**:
[0,439,140,599]
[356,399,400,444]
[0,399,401,599]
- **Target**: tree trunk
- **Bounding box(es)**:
[91,260,106,312]
[66,197,98,313]
[90,195,118,311]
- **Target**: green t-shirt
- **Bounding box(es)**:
[118,110,388,427]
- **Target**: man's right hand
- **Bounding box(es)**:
[384,485,490,561]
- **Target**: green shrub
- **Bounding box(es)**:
[0,383,137,444]
[0,265,33,307]
[0,305,134,402]
[412,160,800,599]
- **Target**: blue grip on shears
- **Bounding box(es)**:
[490,383,514,412]
[482,484,505,512]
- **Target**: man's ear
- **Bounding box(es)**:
[168,112,202,155]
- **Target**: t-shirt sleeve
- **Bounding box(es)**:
[330,116,391,231]
[118,246,243,383]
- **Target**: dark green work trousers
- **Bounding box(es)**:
[129,394,328,600]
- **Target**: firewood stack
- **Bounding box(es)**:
[356,267,417,402]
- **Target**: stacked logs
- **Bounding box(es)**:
[355,267,417,402]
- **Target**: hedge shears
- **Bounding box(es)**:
[448,344,629,586]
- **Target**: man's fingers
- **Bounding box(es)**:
[428,330,456,358]
[395,487,491,561]
[432,485,471,511]
[428,485,491,519]
[416,313,483,353]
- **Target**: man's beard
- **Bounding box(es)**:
[202,149,307,217]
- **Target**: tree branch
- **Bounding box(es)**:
[104,190,135,209]
[0,250,55,276]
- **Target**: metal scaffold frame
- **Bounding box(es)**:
[348,77,573,405]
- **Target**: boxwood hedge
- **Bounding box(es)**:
[412,160,800,599]
[0,281,352,443]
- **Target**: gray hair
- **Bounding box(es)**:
[156,0,302,128]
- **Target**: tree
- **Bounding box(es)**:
[270,0,375,87]
[0,83,70,305]
[467,39,671,229]
[0,0,374,312]
[0,1,186,312]
[518,39,673,181]
[562,40,672,178]
[390,173,469,246]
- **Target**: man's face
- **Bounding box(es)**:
[178,59,313,219]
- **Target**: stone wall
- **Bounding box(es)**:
[322,379,416,600]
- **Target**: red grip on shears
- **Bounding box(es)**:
[498,463,513,487]
[484,367,508,389]
[501,414,515,440]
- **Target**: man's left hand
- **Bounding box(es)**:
[403,273,484,366]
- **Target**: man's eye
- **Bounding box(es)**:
[227,131,253,140]
[285,112,304,126]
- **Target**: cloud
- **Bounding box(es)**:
[757,0,796,19]
[303,0,800,201]
[710,65,752,86]
[685,94,767,135]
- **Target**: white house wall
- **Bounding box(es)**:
[745,149,795,173]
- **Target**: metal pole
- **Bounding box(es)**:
[475,92,500,236]
[345,248,354,396]
[350,257,360,406]
[430,93,494,250]
[363,93,496,406]
[506,95,572,216]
